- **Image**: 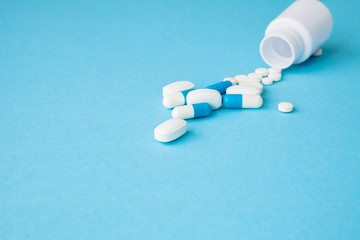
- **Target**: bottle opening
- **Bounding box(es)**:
[260,36,295,69]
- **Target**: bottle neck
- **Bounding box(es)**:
[260,28,303,69]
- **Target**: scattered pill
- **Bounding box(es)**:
[255,68,269,77]
[268,72,282,81]
[172,103,212,120]
[163,89,192,109]
[154,118,187,142]
[248,72,262,81]
[162,81,195,97]
[262,77,273,85]
[186,89,222,110]
[222,94,263,109]
[238,81,263,94]
[313,48,323,56]
[206,80,234,94]
[223,77,237,85]
[278,102,294,113]
[226,85,262,95]
[268,67,282,74]
[234,74,249,84]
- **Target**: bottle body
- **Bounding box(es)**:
[260,0,333,69]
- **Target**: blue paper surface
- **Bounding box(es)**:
[1,0,359,239]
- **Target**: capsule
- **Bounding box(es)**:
[172,103,212,119]
[186,89,222,110]
[163,89,193,109]
[205,80,234,94]
[222,94,263,109]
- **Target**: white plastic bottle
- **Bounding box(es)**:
[259,0,333,69]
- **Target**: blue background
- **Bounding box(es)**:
[1,0,359,239]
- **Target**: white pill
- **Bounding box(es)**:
[226,85,261,95]
[223,77,237,85]
[162,81,195,97]
[313,48,323,56]
[268,67,282,74]
[186,89,222,110]
[268,72,282,81]
[248,73,262,81]
[154,118,187,142]
[163,89,192,109]
[238,81,263,94]
[234,74,249,84]
[278,102,294,113]
[255,68,269,77]
[262,77,273,85]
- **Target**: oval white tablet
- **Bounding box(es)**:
[226,85,261,95]
[154,118,187,142]
[162,81,195,97]
[238,81,263,94]
[278,102,294,113]
[186,89,222,110]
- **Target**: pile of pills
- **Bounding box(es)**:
[154,67,294,142]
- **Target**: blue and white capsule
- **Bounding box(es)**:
[172,103,212,119]
[222,94,263,109]
[205,78,235,94]
[163,89,193,109]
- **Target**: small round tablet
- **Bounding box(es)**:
[234,74,249,84]
[262,77,273,85]
[268,67,282,74]
[278,102,294,113]
[248,72,262,81]
[313,48,323,56]
[223,77,237,85]
[255,68,269,77]
[268,72,282,81]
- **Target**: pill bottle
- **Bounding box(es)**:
[259,0,333,69]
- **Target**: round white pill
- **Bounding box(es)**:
[268,67,282,74]
[255,68,269,77]
[313,48,323,56]
[262,77,273,85]
[278,102,294,113]
[248,73,262,81]
[154,118,187,142]
[223,77,237,85]
[162,81,195,97]
[268,72,282,81]
[234,74,249,84]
